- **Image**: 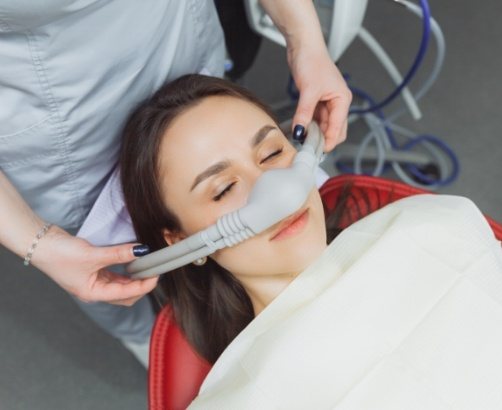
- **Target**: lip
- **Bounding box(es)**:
[270,208,309,241]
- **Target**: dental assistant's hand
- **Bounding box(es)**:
[288,45,352,152]
[258,0,352,152]
[1,170,157,306]
[32,225,158,306]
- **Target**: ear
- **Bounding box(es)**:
[162,229,187,246]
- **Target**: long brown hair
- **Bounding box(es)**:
[120,74,357,363]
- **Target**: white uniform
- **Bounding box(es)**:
[0,0,225,229]
[0,0,225,344]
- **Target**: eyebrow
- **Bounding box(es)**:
[189,124,277,192]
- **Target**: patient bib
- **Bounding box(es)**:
[189,195,502,409]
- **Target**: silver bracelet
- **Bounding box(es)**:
[23,223,53,266]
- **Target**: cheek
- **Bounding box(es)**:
[211,236,269,275]
[211,190,327,276]
[173,182,251,236]
[177,199,247,237]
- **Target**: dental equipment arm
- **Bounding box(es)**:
[126,122,325,278]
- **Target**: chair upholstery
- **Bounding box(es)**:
[148,175,502,410]
[148,306,211,410]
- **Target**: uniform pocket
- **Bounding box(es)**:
[0,113,59,169]
[0,114,78,226]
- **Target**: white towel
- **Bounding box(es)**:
[189,195,502,409]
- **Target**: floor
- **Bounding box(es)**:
[1,1,501,409]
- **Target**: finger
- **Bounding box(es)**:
[314,103,330,137]
[324,94,351,151]
[98,269,133,284]
[292,89,318,131]
[341,118,348,144]
[107,295,144,307]
[95,242,146,267]
[86,271,159,303]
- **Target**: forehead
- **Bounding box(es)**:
[168,95,271,143]
[157,95,275,182]
[160,96,273,159]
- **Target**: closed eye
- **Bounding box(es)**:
[260,148,283,164]
[213,148,284,201]
[213,181,236,201]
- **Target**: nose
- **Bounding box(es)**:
[242,152,296,195]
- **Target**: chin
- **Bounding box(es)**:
[278,236,327,273]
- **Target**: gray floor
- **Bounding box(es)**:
[1,1,501,409]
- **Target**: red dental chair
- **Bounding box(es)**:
[148,175,502,410]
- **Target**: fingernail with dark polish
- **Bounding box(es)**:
[133,244,150,257]
[293,124,305,142]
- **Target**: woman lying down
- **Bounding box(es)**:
[120,74,502,409]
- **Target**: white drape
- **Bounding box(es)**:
[189,195,502,409]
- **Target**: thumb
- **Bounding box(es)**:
[95,243,147,267]
[292,89,317,132]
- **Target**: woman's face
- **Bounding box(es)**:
[158,96,327,278]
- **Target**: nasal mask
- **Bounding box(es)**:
[126,122,325,278]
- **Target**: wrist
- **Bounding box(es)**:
[9,216,46,259]
[27,224,66,269]
[285,22,330,68]
[23,223,53,266]
[287,38,330,61]
[259,0,327,62]
[287,40,332,81]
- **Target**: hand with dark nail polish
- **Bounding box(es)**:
[133,244,150,257]
[30,226,159,305]
[293,124,305,142]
